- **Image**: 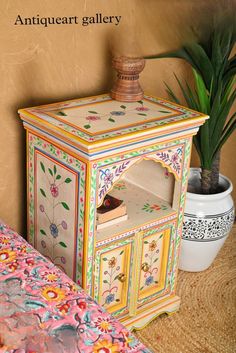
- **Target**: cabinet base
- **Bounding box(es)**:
[121,295,180,331]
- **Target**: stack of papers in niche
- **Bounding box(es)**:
[96,194,128,230]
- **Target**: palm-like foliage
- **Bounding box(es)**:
[146,22,236,194]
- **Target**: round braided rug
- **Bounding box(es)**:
[135,226,236,353]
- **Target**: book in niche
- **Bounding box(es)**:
[96,194,127,226]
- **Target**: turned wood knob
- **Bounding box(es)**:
[111,56,145,102]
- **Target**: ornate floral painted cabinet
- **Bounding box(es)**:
[19,94,207,329]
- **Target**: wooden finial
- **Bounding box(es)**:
[110,56,145,102]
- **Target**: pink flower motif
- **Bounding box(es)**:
[41,240,46,248]
[136,106,149,111]
[104,172,113,184]
[61,256,66,264]
[80,197,84,203]
[171,153,179,164]
[50,183,59,197]
[61,220,67,230]
[164,168,170,178]
[39,204,45,212]
[86,116,101,121]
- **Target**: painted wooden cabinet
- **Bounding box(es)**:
[19,93,207,329]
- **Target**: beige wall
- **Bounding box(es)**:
[0,0,235,233]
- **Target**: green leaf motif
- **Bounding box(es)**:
[108,118,115,122]
[137,113,147,116]
[56,175,61,180]
[40,162,45,173]
[103,280,108,284]
[138,100,143,105]
[158,110,170,113]
[65,178,72,183]
[102,257,108,261]
[57,111,67,116]
[61,202,70,210]
[59,241,67,248]
[40,229,46,235]
[144,241,149,244]
[40,188,46,197]
[120,105,126,109]
[88,110,98,114]
[119,250,124,255]
[48,168,53,177]
[84,124,91,129]
[53,165,57,175]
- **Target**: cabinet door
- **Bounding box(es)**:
[137,226,172,307]
[94,238,134,317]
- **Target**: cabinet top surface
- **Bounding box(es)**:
[19,93,207,146]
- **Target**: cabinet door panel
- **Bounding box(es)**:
[94,238,134,317]
[138,227,171,305]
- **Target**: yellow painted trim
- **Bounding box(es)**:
[45,107,182,137]
[21,114,90,147]
[173,136,193,293]
[120,294,180,326]
[18,93,110,111]
[92,132,196,163]
[129,231,143,316]
[20,92,208,152]
[95,212,177,246]
[26,131,30,243]
[26,128,89,164]
[138,228,171,301]
[125,296,180,330]
[83,162,93,290]
[98,243,131,314]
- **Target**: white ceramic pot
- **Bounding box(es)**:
[179,168,235,272]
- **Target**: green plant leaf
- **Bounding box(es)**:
[40,162,45,173]
[40,188,46,197]
[192,69,210,114]
[164,82,181,104]
[65,178,72,183]
[59,241,67,248]
[61,202,70,210]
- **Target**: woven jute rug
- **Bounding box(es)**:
[135,225,236,353]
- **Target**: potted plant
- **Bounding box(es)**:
[145,20,235,271]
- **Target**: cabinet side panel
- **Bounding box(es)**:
[28,132,86,285]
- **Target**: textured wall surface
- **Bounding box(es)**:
[0,0,235,233]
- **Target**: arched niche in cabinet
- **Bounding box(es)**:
[96,154,182,244]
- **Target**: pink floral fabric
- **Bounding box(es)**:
[0,222,152,353]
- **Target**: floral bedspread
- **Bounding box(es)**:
[0,222,151,353]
